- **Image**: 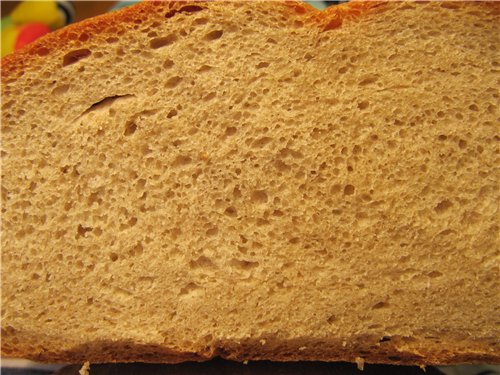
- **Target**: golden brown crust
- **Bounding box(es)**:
[0,0,386,80]
[3,0,498,81]
[3,330,499,365]
[6,342,500,366]
[3,0,499,79]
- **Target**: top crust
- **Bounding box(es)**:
[0,1,384,80]
[2,1,499,80]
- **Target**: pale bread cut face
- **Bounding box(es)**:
[1,0,499,365]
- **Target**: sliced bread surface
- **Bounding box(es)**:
[1,0,499,365]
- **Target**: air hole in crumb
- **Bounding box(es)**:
[251,190,268,204]
[338,66,348,74]
[166,76,183,88]
[252,137,272,148]
[190,255,214,269]
[256,62,269,69]
[52,84,70,95]
[165,5,205,19]
[167,109,178,118]
[434,199,453,213]
[172,155,192,167]
[344,184,355,195]
[206,227,218,236]
[438,134,447,141]
[224,206,237,217]
[77,224,92,238]
[233,187,242,198]
[137,179,146,189]
[109,252,118,262]
[124,121,137,136]
[327,315,337,324]
[458,139,467,149]
[358,75,378,86]
[163,59,174,69]
[230,258,259,270]
[324,17,342,31]
[194,17,208,25]
[225,127,237,136]
[372,301,389,309]
[35,47,50,56]
[331,184,342,194]
[204,30,223,41]
[273,209,284,216]
[150,34,177,49]
[428,270,443,278]
[178,282,202,297]
[358,101,369,110]
[62,49,91,66]
[88,191,102,206]
[198,65,212,73]
[379,336,391,343]
[203,92,216,101]
[256,218,269,226]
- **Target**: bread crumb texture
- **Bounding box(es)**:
[1,0,499,366]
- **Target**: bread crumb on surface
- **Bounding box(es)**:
[79,361,90,375]
[355,357,365,371]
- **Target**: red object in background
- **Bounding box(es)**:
[15,22,51,50]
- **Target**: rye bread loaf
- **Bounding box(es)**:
[1,0,499,365]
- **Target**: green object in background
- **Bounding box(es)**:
[1,22,18,57]
[306,1,350,10]
[1,15,14,30]
[306,1,328,10]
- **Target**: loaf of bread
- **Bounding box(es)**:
[1,0,499,366]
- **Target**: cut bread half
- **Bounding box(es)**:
[1,0,499,365]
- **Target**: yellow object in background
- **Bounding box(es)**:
[10,1,65,29]
[1,1,75,57]
[1,24,18,57]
